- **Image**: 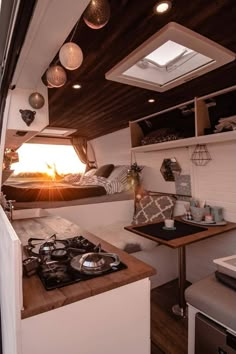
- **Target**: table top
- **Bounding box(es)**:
[12,215,155,319]
[125,216,236,249]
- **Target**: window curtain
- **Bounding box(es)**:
[71,136,96,170]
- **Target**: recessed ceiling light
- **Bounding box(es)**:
[72,83,81,89]
[155,1,172,14]
[148,98,155,103]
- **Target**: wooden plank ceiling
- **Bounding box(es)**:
[47,0,236,140]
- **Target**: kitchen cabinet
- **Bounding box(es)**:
[130,85,236,152]
[0,209,155,354]
[185,274,236,354]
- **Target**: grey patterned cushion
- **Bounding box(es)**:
[132,195,175,225]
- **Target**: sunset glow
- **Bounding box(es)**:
[11,144,86,175]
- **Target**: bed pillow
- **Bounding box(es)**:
[108,165,130,185]
[84,168,97,177]
[132,194,175,225]
[94,164,114,178]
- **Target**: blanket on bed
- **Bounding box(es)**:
[2,176,125,202]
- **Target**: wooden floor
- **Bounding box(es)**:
[151,280,188,354]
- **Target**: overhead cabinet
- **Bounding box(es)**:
[130,85,236,152]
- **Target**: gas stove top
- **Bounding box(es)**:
[23,235,126,290]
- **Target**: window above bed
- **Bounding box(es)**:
[11,143,86,179]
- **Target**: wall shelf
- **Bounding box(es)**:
[130,85,236,153]
[131,130,236,153]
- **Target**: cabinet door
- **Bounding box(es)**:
[195,313,236,354]
[0,209,22,354]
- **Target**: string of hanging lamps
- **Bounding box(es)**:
[45,20,83,88]
[44,0,111,89]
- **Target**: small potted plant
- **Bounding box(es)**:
[127,162,143,188]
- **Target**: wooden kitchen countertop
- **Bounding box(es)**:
[12,215,156,319]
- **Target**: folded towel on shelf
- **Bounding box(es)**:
[214,115,236,133]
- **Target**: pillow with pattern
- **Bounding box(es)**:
[63,173,82,183]
[132,195,175,225]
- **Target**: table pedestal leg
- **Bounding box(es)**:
[172,246,187,317]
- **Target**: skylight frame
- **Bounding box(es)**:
[105,22,235,92]
[39,127,77,137]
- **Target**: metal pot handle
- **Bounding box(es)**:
[102,253,120,267]
[78,252,120,270]
[78,252,93,271]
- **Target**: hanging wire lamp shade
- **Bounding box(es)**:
[59,42,83,70]
[191,144,212,166]
[83,0,111,29]
[46,65,67,88]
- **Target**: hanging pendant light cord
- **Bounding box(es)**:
[69,19,80,42]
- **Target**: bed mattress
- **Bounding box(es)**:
[2,180,106,202]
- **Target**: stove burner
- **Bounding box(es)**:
[39,240,57,255]
[51,248,68,261]
[25,235,127,290]
[25,235,93,259]
[41,263,70,285]
[26,234,66,258]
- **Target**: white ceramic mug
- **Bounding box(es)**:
[164,219,174,228]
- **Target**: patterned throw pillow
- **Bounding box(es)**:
[132,195,175,225]
[63,173,82,183]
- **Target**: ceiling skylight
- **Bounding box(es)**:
[39,127,77,137]
[146,40,194,66]
[106,22,235,92]
[123,40,214,86]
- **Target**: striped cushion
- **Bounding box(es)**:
[78,176,124,194]
[108,165,129,186]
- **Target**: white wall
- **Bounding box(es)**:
[92,127,236,222]
[190,141,236,222]
[92,128,131,165]
[91,128,236,283]
[6,86,49,132]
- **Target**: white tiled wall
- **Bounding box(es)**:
[190,141,236,222]
[91,128,236,282]
[92,128,236,222]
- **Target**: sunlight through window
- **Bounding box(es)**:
[11,144,86,176]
